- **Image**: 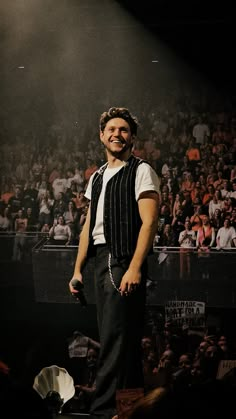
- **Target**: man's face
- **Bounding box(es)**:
[100,117,134,158]
[224,219,230,228]
[87,349,98,368]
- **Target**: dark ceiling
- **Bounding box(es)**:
[115,0,236,87]
[115,0,234,25]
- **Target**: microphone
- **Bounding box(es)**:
[70,279,87,307]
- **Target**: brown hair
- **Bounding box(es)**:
[99,107,139,136]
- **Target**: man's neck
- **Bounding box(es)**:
[107,151,132,168]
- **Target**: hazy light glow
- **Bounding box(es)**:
[1,0,219,135]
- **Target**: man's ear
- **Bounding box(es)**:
[100,131,105,146]
[100,130,105,139]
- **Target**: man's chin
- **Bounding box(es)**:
[109,149,124,158]
[108,144,132,157]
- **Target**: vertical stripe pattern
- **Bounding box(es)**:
[90,155,144,258]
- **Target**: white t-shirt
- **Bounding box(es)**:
[85,161,160,245]
[179,230,196,248]
[216,226,236,248]
[52,177,68,198]
[192,123,210,145]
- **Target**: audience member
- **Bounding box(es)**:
[48,215,72,245]
[216,218,236,249]
[12,208,28,261]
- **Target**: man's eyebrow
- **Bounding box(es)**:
[108,124,128,128]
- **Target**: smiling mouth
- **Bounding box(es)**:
[110,139,124,144]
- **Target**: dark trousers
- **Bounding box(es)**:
[89,245,147,418]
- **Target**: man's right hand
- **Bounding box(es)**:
[69,274,83,294]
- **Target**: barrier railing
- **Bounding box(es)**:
[1,233,235,307]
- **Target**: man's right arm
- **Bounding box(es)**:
[69,205,91,293]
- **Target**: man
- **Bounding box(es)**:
[69,107,160,418]
[216,218,236,249]
[178,220,196,279]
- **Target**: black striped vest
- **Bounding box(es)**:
[89,155,145,258]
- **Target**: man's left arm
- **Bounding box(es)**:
[119,191,159,294]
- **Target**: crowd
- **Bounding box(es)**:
[63,320,236,416]
[1,317,235,418]
[1,101,236,262]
